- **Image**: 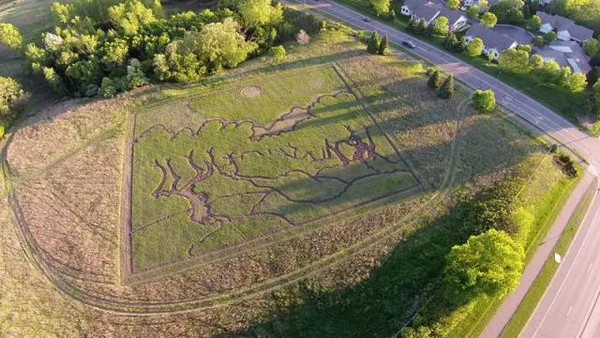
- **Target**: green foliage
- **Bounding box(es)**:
[0,23,23,51]
[528,14,542,30]
[370,0,390,14]
[481,12,498,28]
[448,0,461,10]
[0,77,25,118]
[544,31,557,44]
[499,48,529,72]
[408,17,419,32]
[50,2,72,24]
[567,72,587,93]
[472,89,496,113]
[237,0,283,28]
[467,5,480,18]
[444,229,525,305]
[490,0,525,24]
[517,44,532,53]
[530,54,544,69]
[269,45,286,63]
[467,37,484,57]
[108,0,161,36]
[378,34,389,55]
[367,30,381,54]
[584,37,600,57]
[428,70,443,88]
[439,74,454,99]
[433,16,449,36]
[554,153,579,178]
[531,35,545,47]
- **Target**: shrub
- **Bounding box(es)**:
[472,89,496,113]
[467,37,484,57]
[0,23,23,51]
[269,45,286,63]
[439,74,454,99]
[367,30,380,54]
[0,77,25,117]
[428,70,443,88]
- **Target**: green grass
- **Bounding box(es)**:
[499,175,596,338]
[131,61,420,269]
[331,0,590,127]
[448,159,582,338]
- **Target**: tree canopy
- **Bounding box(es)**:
[444,229,525,305]
[472,89,496,113]
[237,0,283,28]
[433,16,449,36]
[467,37,484,57]
[480,12,498,28]
[448,0,461,10]
[370,0,391,14]
[0,77,24,117]
[0,23,23,51]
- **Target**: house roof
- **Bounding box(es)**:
[466,23,518,51]
[403,0,424,10]
[536,11,594,41]
[536,40,591,73]
[439,6,466,25]
[412,3,441,22]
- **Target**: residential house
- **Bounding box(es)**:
[465,23,519,60]
[537,11,594,43]
[401,0,468,31]
[536,40,592,73]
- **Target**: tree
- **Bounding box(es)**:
[498,48,529,72]
[544,31,557,44]
[428,70,443,88]
[467,37,484,57]
[528,14,542,30]
[367,30,381,54]
[408,17,419,32]
[417,19,428,34]
[531,35,545,47]
[439,74,455,99]
[195,17,258,72]
[481,12,498,28]
[433,16,449,36]
[540,60,561,81]
[467,5,480,19]
[472,89,496,113]
[584,38,600,57]
[370,0,391,15]
[445,229,525,305]
[490,0,525,23]
[444,32,460,50]
[237,0,283,28]
[448,0,461,10]
[378,34,389,55]
[530,54,544,69]
[0,23,23,51]
[50,2,72,24]
[0,77,24,117]
[559,66,572,87]
[108,0,161,36]
[269,45,286,63]
[517,44,532,53]
[568,72,587,93]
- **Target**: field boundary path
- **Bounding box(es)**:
[284,1,600,336]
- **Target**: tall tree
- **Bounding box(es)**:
[444,229,525,305]
[370,0,391,15]
[472,89,496,113]
[428,70,443,88]
[378,34,389,55]
[480,12,498,28]
[433,16,449,36]
[439,74,455,99]
[584,38,600,57]
[0,23,23,51]
[498,48,529,72]
[527,14,542,30]
[367,30,381,54]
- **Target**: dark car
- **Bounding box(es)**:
[402,40,416,49]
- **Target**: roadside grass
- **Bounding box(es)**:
[448,158,582,338]
[331,0,590,128]
[499,175,596,338]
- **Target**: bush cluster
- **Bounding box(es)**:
[24,0,318,98]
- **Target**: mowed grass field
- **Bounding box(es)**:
[131,63,419,270]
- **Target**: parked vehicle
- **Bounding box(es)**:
[402,40,416,49]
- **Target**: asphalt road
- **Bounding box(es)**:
[287,1,600,337]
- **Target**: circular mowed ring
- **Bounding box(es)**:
[240,86,263,99]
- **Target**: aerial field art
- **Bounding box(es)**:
[0,1,578,334]
[127,63,420,272]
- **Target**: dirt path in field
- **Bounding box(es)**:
[119,113,135,282]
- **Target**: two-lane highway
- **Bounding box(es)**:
[287,1,600,337]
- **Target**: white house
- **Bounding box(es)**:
[465,23,518,60]
[537,11,594,43]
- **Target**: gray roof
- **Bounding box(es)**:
[536,40,591,73]
[466,23,518,51]
[439,6,466,25]
[536,11,594,41]
[412,3,440,22]
[403,0,425,11]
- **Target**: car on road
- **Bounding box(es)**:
[362,16,371,22]
[402,40,416,49]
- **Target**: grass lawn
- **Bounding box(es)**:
[331,0,590,128]
[499,176,596,338]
